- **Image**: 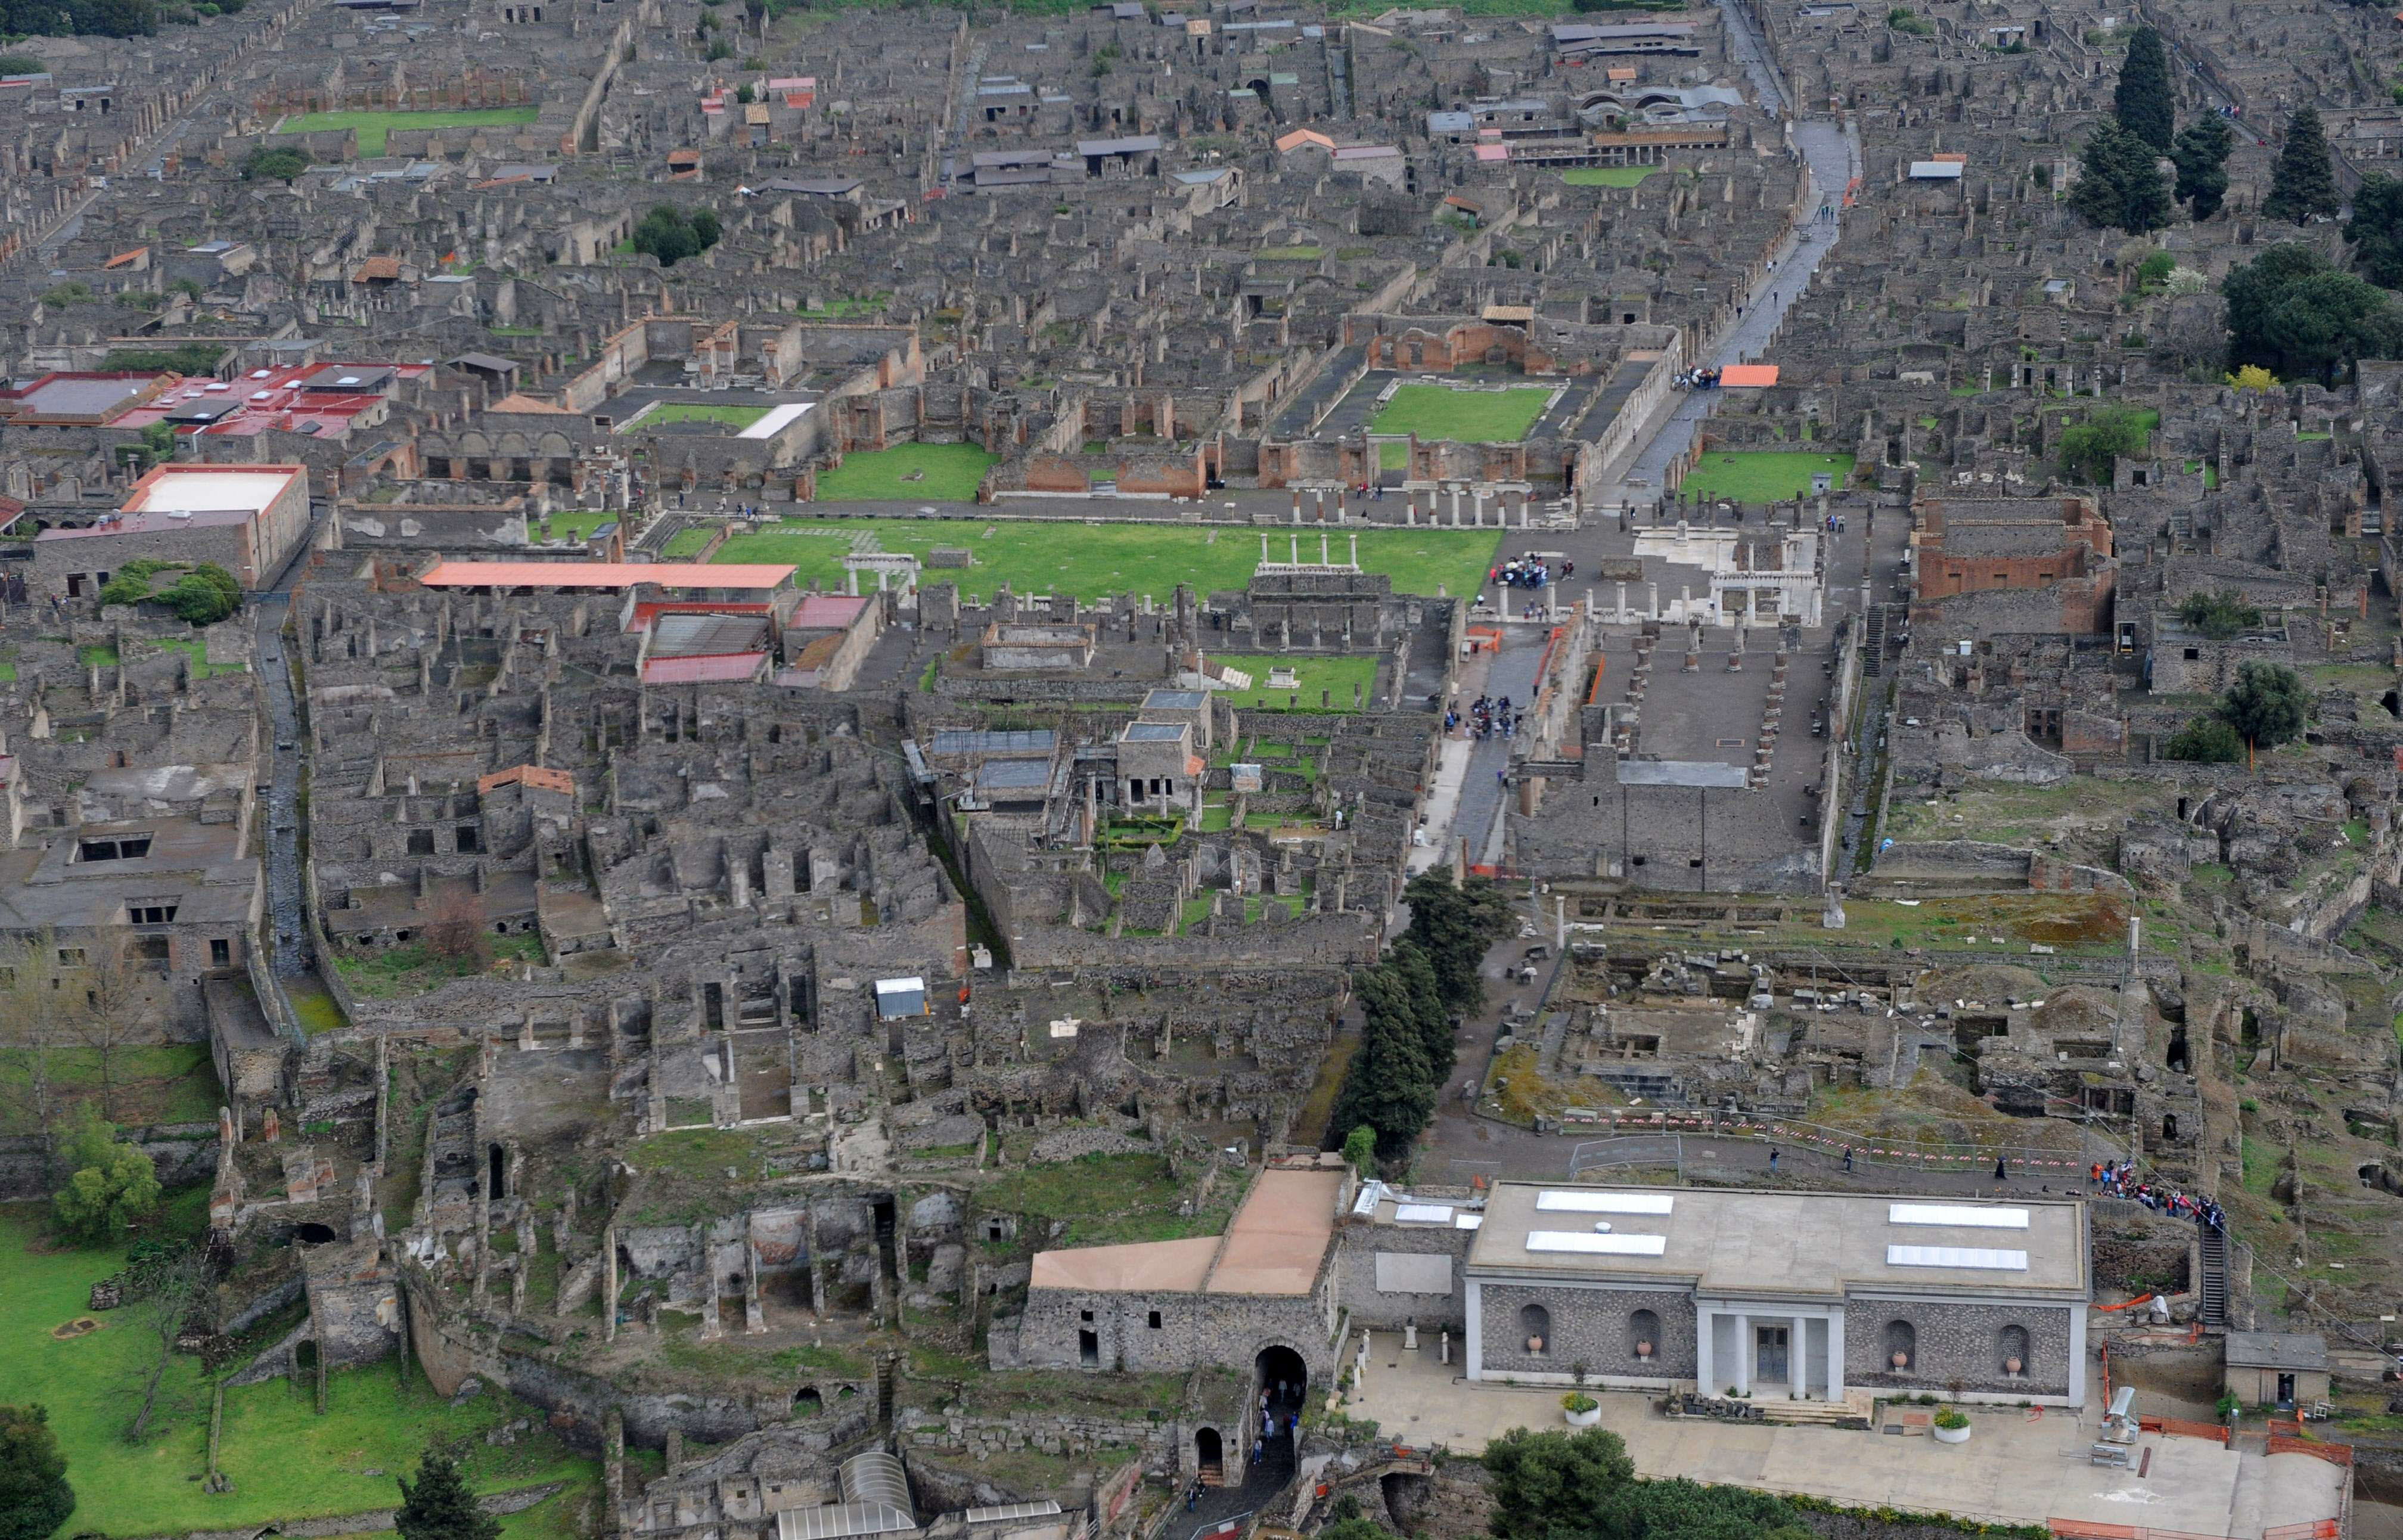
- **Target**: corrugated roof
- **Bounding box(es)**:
[641,652,768,684]
[420,561,794,589]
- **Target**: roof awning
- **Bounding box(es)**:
[1717,364,1780,386]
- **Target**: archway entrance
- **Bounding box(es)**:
[1255,1345,1308,1435]
[1194,1426,1222,1485]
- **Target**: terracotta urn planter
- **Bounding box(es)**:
[1635,1341,1654,1361]
[1892,1351,1910,1371]
[1527,1335,1546,1355]
[2004,1356,2023,1377]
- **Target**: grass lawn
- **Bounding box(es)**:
[0,1204,595,1536]
[814,443,998,501]
[631,402,771,431]
[534,508,619,544]
[0,1044,224,1135]
[1369,383,1552,443]
[1561,166,1659,188]
[715,518,1499,602]
[1209,653,1380,712]
[1256,245,1324,260]
[1678,451,1856,503]
[280,107,540,157]
[334,936,542,999]
[1376,440,1408,470]
[151,636,247,679]
[659,527,716,558]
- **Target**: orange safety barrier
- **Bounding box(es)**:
[2267,1416,2301,1438]
[2048,1523,2240,1540]
[2267,1436,2352,1467]
[2263,1522,2340,1540]
[2137,1415,2230,1445]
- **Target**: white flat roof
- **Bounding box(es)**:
[1538,1190,1675,1215]
[740,400,816,439]
[1469,1182,2087,1298]
[133,468,297,514]
[1890,1203,2028,1229]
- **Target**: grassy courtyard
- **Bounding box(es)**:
[279,107,539,157]
[1677,451,1856,504]
[1368,383,1553,443]
[710,518,1499,603]
[1561,166,1660,188]
[1207,654,1380,712]
[0,1044,224,1135]
[813,442,999,502]
[632,402,771,431]
[0,1203,596,1538]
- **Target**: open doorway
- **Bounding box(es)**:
[1194,1427,1223,1486]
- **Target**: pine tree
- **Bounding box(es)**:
[394,1450,499,1540]
[2069,121,2172,235]
[1385,940,1454,1085]
[2113,27,2175,154]
[0,1406,73,1540]
[2262,107,2339,225]
[2172,114,2234,220]
[1333,967,1438,1157]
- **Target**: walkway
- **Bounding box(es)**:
[1348,1332,2343,1540]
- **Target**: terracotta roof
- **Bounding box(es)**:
[1274,128,1335,152]
[478,764,575,795]
[350,255,402,282]
[103,246,148,269]
[1030,1236,1219,1292]
[418,560,796,590]
[1717,364,1780,386]
[488,392,570,414]
[1206,1168,1340,1295]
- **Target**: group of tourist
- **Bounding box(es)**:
[2091,1160,2225,1229]
[1446,693,1517,741]
[1491,553,1569,589]
[1673,365,1725,390]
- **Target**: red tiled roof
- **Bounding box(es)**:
[104,246,148,269]
[479,764,575,795]
[351,255,402,282]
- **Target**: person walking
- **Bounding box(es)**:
[1841,1145,1854,1173]
[1768,1147,1779,1174]
[1995,1156,2008,1181]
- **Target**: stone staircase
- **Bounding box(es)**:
[2199,1227,2230,1327]
[1760,1388,1876,1426]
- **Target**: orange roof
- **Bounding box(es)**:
[1718,364,1780,387]
[418,560,795,590]
[479,764,575,795]
[351,255,401,282]
[1606,66,1638,81]
[1275,128,1336,153]
[1205,1168,1340,1296]
[1930,151,1968,163]
[667,149,701,166]
[488,392,569,414]
[104,246,148,269]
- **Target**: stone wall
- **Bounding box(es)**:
[1011,1284,1337,1382]
[1840,1299,2074,1400]
[1331,1220,1471,1331]
[0,1122,219,1200]
[1473,1281,1696,1386]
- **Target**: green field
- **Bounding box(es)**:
[1561,166,1660,188]
[279,107,540,157]
[814,443,999,502]
[712,518,1499,602]
[1368,384,1553,443]
[631,402,771,431]
[535,508,620,543]
[1678,451,1856,504]
[0,1044,223,1136]
[1208,654,1380,712]
[0,1204,596,1537]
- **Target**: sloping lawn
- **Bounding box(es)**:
[280,107,539,157]
[0,1204,594,1536]
[1678,451,1856,503]
[1561,167,1659,188]
[712,518,1499,601]
[0,1045,223,1135]
[812,443,998,501]
[1368,384,1552,442]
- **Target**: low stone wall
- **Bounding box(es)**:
[133,1480,564,1540]
[0,1122,220,1200]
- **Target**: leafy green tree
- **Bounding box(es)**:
[2215,662,2308,759]
[1593,1478,1815,1540]
[630,204,721,268]
[1340,1124,1377,1178]
[394,1449,499,1540]
[2112,27,2175,154]
[1318,1521,1398,1540]
[2262,107,2339,224]
[102,342,228,373]
[2223,243,2403,382]
[1483,1426,1636,1540]
[690,207,721,247]
[69,0,156,35]
[240,145,310,182]
[2344,175,2403,288]
[2171,114,2233,219]
[2057,405,2152,484]
[159,563,241,624]
[1333,964,1437,1157]
[0,54,49,74]
[0,1405,72,1540]
[2175,589,2262,639]
[2068,120,2171,234]
[1400,868,1517,1013]
[2162,718,2243,763]
[51,1111,161,1244]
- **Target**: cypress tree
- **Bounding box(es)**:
[2069,120,2172,235]
[2113,27,2175,154]
[1333,965,1438,1157]
[394,1451,499,1540]
[0,1406,72,1540]
[2172,114,2233,220]
[2263,107,2339,225]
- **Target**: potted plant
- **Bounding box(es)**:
[1561,1391,1601,1427]
[1932,1407,1971,1445]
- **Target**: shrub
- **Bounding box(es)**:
[241,146,311,183]
[1561,1392,1599,1414]
[1932,1408,1970,1430]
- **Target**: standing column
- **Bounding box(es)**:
[1464,1281,1485,1383]
[1449,486,1463,525]
[1733,1314,1751,1395]
[1694,1307,1713,1394]
[1827,1310,1845,1403]
[1793,1314,1810,1398]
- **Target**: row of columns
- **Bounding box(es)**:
[1282,484,1542,527]
[1695,1306,1843,1401]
